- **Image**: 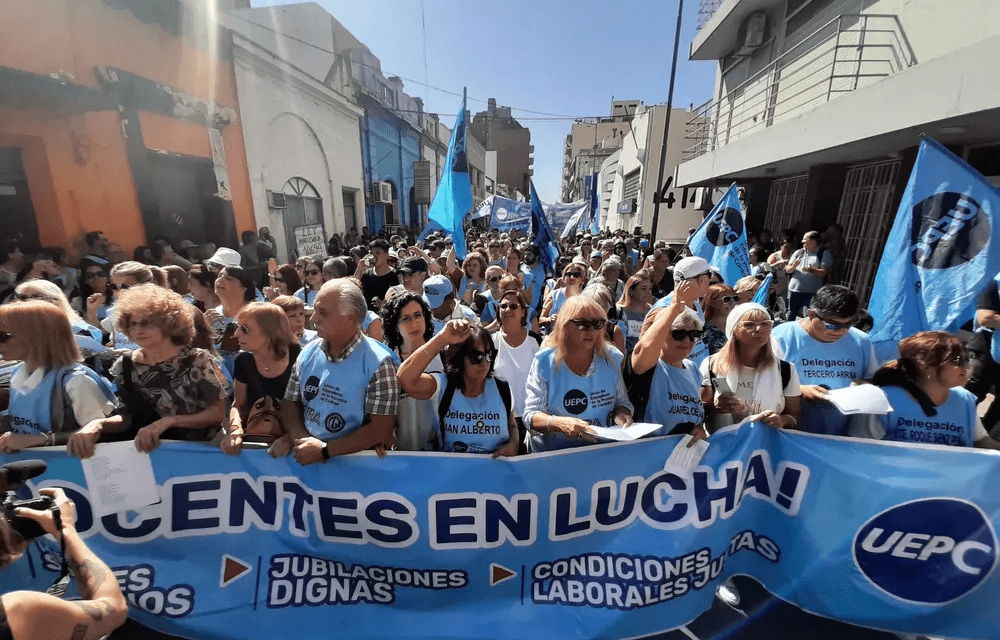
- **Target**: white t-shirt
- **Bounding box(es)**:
[494,332,541,417]
[700,361,801,429]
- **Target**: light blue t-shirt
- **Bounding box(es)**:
[646,359,704,437]
[772,321,877,436]
[875,386,979,448]
[294,287,318,306]
[433,374,509,454]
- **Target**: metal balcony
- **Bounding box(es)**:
[683,14,917,161]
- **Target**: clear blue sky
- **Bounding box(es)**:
[260,0,717,202]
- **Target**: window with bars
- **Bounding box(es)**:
[763,174,808,234]
[623,169,641,201]
[835,159,901,304]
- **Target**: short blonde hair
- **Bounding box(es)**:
[236,302,297,358]
[110,261,154,284]
[544,296,611,370]
[0,301,80,368]
[14,280,83,324]
[114,284,195,346]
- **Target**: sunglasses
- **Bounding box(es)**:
[0,332,12,344]
[568,318,606,331]
[564,272,584,279]
[110,283,132,291]
[717,295,740,305]
[129,318,156,330]
[275,277,285,283]
[740,320,774,332]
[487,276,500,283]
[811,311,852,331]
[84,271,106,280]
[465,349,497,365]
[498,303,522,311]
[305,269,321,276]
[681,271,710,281]
[671,328,704,342]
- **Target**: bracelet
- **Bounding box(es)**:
[44,432,55,446]
[321,442,331,461]
[786,415,798,428]
[546,415,554,431]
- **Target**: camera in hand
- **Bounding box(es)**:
[0,460,55,540]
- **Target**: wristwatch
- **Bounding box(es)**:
[321,442,331,461]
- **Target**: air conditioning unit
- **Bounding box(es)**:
[267,190,286,209]
[736,11,768,55]
[372,181,393,204]
[617,199,637,215]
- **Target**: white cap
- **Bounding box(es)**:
[205,247,242,268]
[674,256,711,280]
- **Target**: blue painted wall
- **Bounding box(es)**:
[361,106,422,233]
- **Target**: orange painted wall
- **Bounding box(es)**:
[0,0,256,257]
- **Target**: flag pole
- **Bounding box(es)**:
[649,0,685,242]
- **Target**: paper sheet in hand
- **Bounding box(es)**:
[588,423,668,442]
[825,385,894,415]
[663,436,710,474]
[81,441,161,517]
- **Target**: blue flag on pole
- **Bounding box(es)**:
[752,273,772,306]
[426,92,473,259]
[688,183,750,286]
[869,137,1000,362]
[530,181,560,273]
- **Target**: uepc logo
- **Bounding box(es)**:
[705,206,744,247]
[303,376,321,402]
[563,389,588,415]
[853,498,997,604]
[910,191,990,269]
[496,207,509,221]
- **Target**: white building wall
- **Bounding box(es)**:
[232,37,364,262]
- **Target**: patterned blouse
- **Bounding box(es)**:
[703,320,728,356]
[111,347,230,419]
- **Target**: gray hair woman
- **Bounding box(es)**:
[13,280,104,356]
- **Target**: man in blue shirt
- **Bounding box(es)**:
[772,285,877,436]
[280,280,399,464]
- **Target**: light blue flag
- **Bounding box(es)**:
[869,137,1000,363]
[688,183,750,286]
[752,273,772,306]
[530,181,560,273]
[426,92,473,259]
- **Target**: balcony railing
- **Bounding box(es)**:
[683,14,917,161]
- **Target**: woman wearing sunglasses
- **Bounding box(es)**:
[852,331,1000,449]
[265,264,302,301]
[382,293,441,451]
[627,280,707,438]
[617,269,655,356]
[211,266,257,378]
[701,302,801,432]
[398,320,519,456]
[0,301,116,456]
[221,302,299,456]
[66,286,228,457]
[495,291,543,452]
[523,297,633,452]
[99,261,155,351]
[539,263,587,330]
[74,258,111,326]
[704,284,739,355]
[294,257,325,306]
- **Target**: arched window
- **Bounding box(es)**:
[279,177,324,260]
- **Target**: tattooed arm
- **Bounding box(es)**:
[0,489,127,640]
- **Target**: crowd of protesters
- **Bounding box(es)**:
[0,218,996,469]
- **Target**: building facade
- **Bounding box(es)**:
[0,0,256,257]
[561,100,639,202]
[225,3,366,262]
[469,99,533,196]
[676,0,1000,300]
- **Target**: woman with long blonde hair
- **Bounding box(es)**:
[522,296,633,452]
[700,302,801,431]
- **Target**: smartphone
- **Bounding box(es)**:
[712,377,734,396]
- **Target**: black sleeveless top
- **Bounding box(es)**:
[0,597,14,640]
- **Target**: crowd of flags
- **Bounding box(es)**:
[420,94,1000,361]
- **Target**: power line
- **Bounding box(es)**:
[225,11,593,120]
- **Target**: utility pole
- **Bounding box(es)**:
[649,0,684,242]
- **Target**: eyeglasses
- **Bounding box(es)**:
[717,295,740,305]
[84,271,105,280]
[952,354,971,367]
[487,276,500,283]
[498,303,522,311]
[564,272,584,279]
[740,320,774,332]
[275,277,285,283]
[671,329,704,342]
[681,271,710,281]
[0,332,12,344]
[110,283,131,291]
[811,311,853,331]
[399,311,424,323]
[568,318,606,331]
[465,349,497,365]
[305,269,321,276]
